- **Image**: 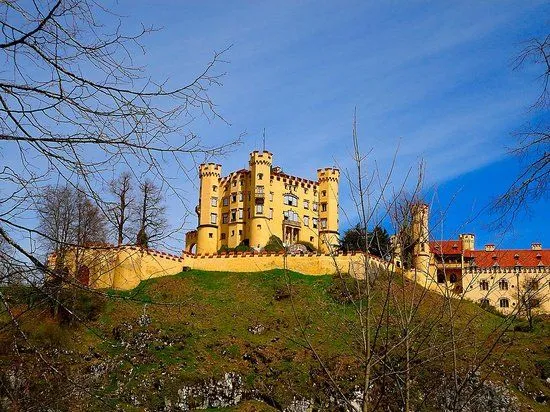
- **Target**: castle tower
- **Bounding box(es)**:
[317,168,340,253]
[411,203,430,275]
[248,151,273,249]
[196,163,221,254]
[459,233,475,251]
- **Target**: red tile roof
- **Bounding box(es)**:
[465,249,549,268]
[430,240,463,255]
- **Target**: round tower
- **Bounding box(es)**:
[248,151,272,249]
[411,203,430,274]
[317,167,340,253]
[196,163,221,254]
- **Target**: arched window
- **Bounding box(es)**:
[499,298,509,308]
[479,298,490,308]
[498,279,508,290]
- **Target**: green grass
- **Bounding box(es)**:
[2,269,549,411]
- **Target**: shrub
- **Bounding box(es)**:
[296,241,316,252]
[264,235,284,252]
[57,289,106,324]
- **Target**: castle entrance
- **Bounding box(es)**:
[283,225,300,244]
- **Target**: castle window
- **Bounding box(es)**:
[270,192,274,201]
[284,194,298,207]
[212,185,218,192]
[498,279,508,290]
[257,224,261,230]
[322,190,327,197]
[499,298,509,308]
[239,230,242,236]
[232,180,237,187]
[437,272,445,283]
[221,233,226,240]
[269,208,273,218]
[231,193,237,202]
[256,185,264,194]
[321,202,327,212]
[231,230,235,236]
[211,197,218,207]
[210,213,217,224]
[284,210,299,222]
[258,173,263,180]
[313,202,318,212]
[480,280,489,291]
[304,200,309,209]
[256,204,264,214]
[450,273,457,283]
[314,190,318,197]
[238,208,243,219]
[209,233,213,238]
[320,218,327,229]
[527,279,539,290]
[223,197,229,206]
[240,180,244,186]
[479,298,490,308]
[304,188,308,194]
[303,215,309,226]
[312,218,318,229]
[310,236,314,242]
[222,213,228,224]
[238,192,244,202]
[231,210,236,221]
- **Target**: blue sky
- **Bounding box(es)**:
[113,1,548,249]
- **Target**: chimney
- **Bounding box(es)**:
[531,242,542,250]
[484,244,495,252]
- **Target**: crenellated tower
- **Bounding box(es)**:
[196,163,221,254]
[248,151,272,249]
[317,167,340,253]
[411,203,430,275]
[459,233,475,251]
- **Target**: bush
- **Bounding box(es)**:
[296,241,316,252]
[57,289,106,324]
[264,235,284,252]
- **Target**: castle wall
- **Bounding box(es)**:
[58,247,390,290]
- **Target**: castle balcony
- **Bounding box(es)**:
[283,219,301,228]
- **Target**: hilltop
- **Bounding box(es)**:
[0,269,549,411]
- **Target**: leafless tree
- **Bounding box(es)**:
[283,112,522,411]
[519,275,547,330]
[0,1,237,401]
[493,34,549,225]
[107,172,135,246]
[134,180,167,248]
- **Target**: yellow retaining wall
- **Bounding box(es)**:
[59,247,391,290]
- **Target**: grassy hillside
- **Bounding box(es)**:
[1,269,549,411]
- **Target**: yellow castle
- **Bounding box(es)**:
[185,150,340,255]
